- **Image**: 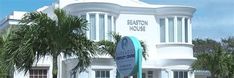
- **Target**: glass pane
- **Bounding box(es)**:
[148,71,153,74]
[148,71,153,78]
[160,18,165,42]
[113,17,116,33]
[177,18,182,42]
[179,72,183,78]
[108,16,112,41]
[184,72,188,78]
[30,70,33,75]
[185,18,188,43]
[39,70,42,75]
[168,18,174,42]
[81,15,87,36]
[95,71,100,77]
[106,71,110,77]
[174,71,178,78]
[34,70,38,75]
[99,14,105,40]
[89,14,96,40]
[43,70,47,75]
[101,71,105,77]
[29,69,48,78]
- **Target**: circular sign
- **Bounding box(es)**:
[115,36,141,76]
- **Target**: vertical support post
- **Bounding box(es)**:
[116,70,120,78]
[138,48,142,78]
[116,70,124,78]
[116,69,120,78]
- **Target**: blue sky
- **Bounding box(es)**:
[0,0,234,41]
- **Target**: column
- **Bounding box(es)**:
[161,69,170,78]
[174,16,178,43]
[86,13,90,39]
[182,17,185,43]
[165,18,169,43]
[107,15,112,41]
[96,13,99,41]
[188,18,192,44]
[104,14,108,40]
[111,16,114,41]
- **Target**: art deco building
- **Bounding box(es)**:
[0,0,210,78]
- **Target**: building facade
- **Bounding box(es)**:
[0,0,208,78]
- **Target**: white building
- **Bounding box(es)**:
[0,0,210,78]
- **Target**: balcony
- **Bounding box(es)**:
[156,43,196,66]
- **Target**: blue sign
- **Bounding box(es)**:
[115,36,142,78]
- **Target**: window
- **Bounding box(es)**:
[80,15,87,36]
[107,16,112,41]
[95,70,110,78]
[168,18,174,42]
[133,73,146,78]
[89,14,96,40]
[177,18,182,42]
[29,69,48,78]
[160,18,165,42]
[99,14,105,40]
[173,71,188,78]
[113,17,116,33]
[148,71,153,78]
[184,18,188,43]
[159,17,190,43]
[83,13,116,41]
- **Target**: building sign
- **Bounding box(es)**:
[127,20,148,32]
[115,36,142,76]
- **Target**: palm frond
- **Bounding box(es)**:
[97,33,148,60]
[1,9,97,77]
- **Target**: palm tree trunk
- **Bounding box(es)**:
[53,55,58,78]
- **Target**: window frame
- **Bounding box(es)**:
[29,68,48,78]
[173,71,188,78]
[147,71,153,78]
[89,13,96,40]
[99,14,105,40]
[158,16,191,44]
[78,12,117,41]
[159,18,166,42]
[95,70,110,78]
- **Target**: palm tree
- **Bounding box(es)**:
[97,33,147,60]
[222,37,234,53]
[0,26,14,78]
[0,35,8,78]
[1,9,96,78]
[222,52,234,78]
[221,37,234,78]
[192,38,234,78]
[192,46,225,78]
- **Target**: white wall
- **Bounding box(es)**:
[116,14,159,61]
[195,75,208,78]
[14,55,53,78]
